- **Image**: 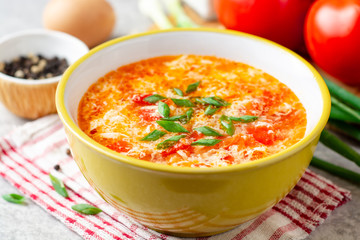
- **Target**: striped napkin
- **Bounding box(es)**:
[0,115,351,240]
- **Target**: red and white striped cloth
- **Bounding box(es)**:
[0,115,351,240]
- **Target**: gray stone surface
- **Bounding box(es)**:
[0,0,359,239]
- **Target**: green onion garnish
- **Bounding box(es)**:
[158,101,170,118]
[220,115,235,136]
[2,193,26,204]
[203,97,230,107]
[156,120,189,133]
[49,174,69,198]
[171,98,194,107]
[157,135,186,149]
[185,81,200,94]
[185,108,194,123]
[162,115,186,121]
[140,130,167,141]
[173,88,184,96]
[204,106,219,115]
[194,126,223,136]
[229,115,258,123]
[72,204,102,215]
[191,139,222,146]
[143,94,166,103]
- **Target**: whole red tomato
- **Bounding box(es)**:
[213,0,314,51]
[305,0,360,85]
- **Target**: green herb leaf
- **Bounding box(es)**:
[71,204,102,215]
[191,139,222,146]
[204,106,219,115]
[158,101,170,118]
[185,81,200,94]
[192,97,206,105]
[162,115,186,121]
[202,97,230,107]
[220,115,235,136]
[143,94,166,103]
[229,115,258,123]
[171,98,194,107]
[2,193,26,204]
[140,130,167,141]
[173,88,184,96]
[185,108,194,123]
[156,120,189,133]
[194,126,223,136]
[49,174,69,198]
[157,135,186,149]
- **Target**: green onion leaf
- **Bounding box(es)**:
[220,115,235,136]
[185,81,200,94]
[194,126,223,136]
[156,120,189,133]
[71,204,102,215]
[162,115,186,121]
[49,174,69,198]
[203,97,230,107]
[191,139,222,146]
[140,130,166,141]
[157,135,186,149]
[171,98,194,107]
[192,97,206,105]
[158,101,170,118]
[229,115,258,123]
[143,94,166,103]
[173,88,184,96]
[185,108,194,123]
[2,193,26,204]
[204,106,219,115]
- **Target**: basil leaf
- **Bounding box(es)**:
[173,88,184,96]
[158,101,170,118]
[204,106,219,115]
[220,115,235,136]
[194,126,223,136]
[229,115,258,123]
[162,115,186,121]
[140,130,166,141]
[185,108,194,123]
[157,135,186,149]
[2,193,26,204]
[171,98,194,107]
[191,139,222,146]
[143,94,166,103]
[185,81,200,94]
[72,204,102,215]
[156,120,189,133]
[203,97,230,107]
[49,174,69,198]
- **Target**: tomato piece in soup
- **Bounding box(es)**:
[106,140,131,153]
[131,94,154,105]
[247,125,276,145]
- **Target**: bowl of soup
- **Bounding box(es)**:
[56,29,330,237]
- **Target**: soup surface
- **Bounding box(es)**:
[78,55,306,167]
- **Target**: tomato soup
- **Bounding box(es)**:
[78,55,306,167]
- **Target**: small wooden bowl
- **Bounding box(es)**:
[0,29,88,119]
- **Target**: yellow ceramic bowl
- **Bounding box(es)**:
[56,29,330,237]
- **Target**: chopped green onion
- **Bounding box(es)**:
[331,97,360,122]
[162,115,186,121]
[220,115,235,136]
[204,106,219,115]
[191,139,222,146]
[192,97,206,105]
[185,81,200,94]
[171,98,194,107]
[157,135,186,149]
[2,193,26,204]
[49,174,69,198]
[229,115,258,123]
[324,78,360,111]
[158,101,170,118]
[328,119,360,142]
[311,157,360,183]
[320,129,360,167]
[185,108,194,123]
[72,204,102,215]
[194,126,223,136]
[156,120,189,133]
[213,96,231,106]
[173,88,184,96]
[143,94,166,103]
[140,130,166,141]
[203,97,230,107]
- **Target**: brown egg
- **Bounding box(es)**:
[43,0,116,48]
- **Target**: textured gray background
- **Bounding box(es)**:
[0,0,359,239]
